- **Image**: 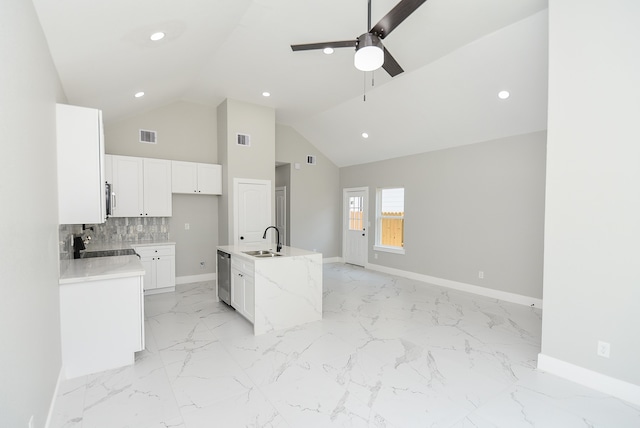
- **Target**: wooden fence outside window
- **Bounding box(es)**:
[380,212,404,247]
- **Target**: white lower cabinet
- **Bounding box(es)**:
[133,244,175,294]
[59,275,144,378]
[231,257,255,322]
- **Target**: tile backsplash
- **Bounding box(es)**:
[59,217,171,264]
[84,217,171,243]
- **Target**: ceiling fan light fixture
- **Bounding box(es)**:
[354,33,384,72]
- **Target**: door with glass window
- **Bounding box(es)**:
[343,187,368,266]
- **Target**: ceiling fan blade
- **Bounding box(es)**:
[291,40,357,51]
[370,0,428,39]
[382,47,404,77]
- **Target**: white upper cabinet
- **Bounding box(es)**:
[171,161,222,195]
[56,103,106,225]
[108,155,172,217]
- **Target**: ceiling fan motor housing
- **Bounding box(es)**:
[354,33,384,71]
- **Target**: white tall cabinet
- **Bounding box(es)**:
[108,155,172,217]
[56,103,106,224]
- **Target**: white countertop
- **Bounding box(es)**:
[217,243,320,261]
[59,255,145,285]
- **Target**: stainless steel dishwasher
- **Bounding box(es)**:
[217,250,231,305]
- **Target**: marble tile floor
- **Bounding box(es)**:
[50,263,640,428]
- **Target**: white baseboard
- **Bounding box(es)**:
[537,353,640,406]
[323,257,343,264]
[176,273,216,285]
[365,262,543,308]
[45,368,63,428]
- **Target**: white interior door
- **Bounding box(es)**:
[234,179,271,243]
[343,187,368,266]
[275,186,287,246]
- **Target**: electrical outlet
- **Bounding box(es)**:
[28,415,34,428]
[597,341,610,358]
[185,223,190,230]
[374,253,378,259]
[478,271,484,279]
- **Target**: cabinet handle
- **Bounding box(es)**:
[198,190,201,193]
[113,193,116,208]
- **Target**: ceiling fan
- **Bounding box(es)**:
[291,0,428,77]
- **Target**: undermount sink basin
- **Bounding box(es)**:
[243,250,282,258]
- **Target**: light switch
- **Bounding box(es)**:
[185,223,190,230]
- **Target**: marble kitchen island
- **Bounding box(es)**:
[216,244,322,335]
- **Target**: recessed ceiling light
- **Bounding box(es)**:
[262,92,271,97]
[323,47,334,55]
[150,32,165,41]
[498,90,510,100]
[134,91,145,98]
[362,132,369,139]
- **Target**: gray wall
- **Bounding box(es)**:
[275,164,291,246]
[218,99,276,245]
[276,125,341,257]
[340,131,547,299]
[0,1,65,426]
[105,101,218,277]
[542,0,640,386]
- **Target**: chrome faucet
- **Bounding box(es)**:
[262,226,282,252]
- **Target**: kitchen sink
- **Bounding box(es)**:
[243,250,282,258]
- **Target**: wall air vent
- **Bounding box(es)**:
[236,133,251,147]
[139,129,157,144]
[307,155,317,165]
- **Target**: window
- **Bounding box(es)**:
[375,188,405,254]
[348,195,364,231]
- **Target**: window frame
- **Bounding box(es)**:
[374,187,406,255]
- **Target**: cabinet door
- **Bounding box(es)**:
[155,256,175,289]
[143,158,172,216]
[245,275,255,322]
[230,268,245,313]
[111,156,144,217]
[139,257,155,291]
[197,164,222,195]
[57,104,106,224]
[171,161,198,194]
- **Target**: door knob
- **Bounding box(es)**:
[240,236,244,240]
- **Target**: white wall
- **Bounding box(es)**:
[0,1,65,426]
[341,131,547,299]
[104,101,218,277]
[218,99,276,245]
[276,125,341,257]
[541,0,640,391]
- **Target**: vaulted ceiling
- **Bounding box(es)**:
[33,0,548,166]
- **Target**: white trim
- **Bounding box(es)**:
[537,353,640,406]
[373,245,405,255]
[45,368,63,428]
[365,262,543,308]
[176,273,216,285]
[323,257,343,264]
